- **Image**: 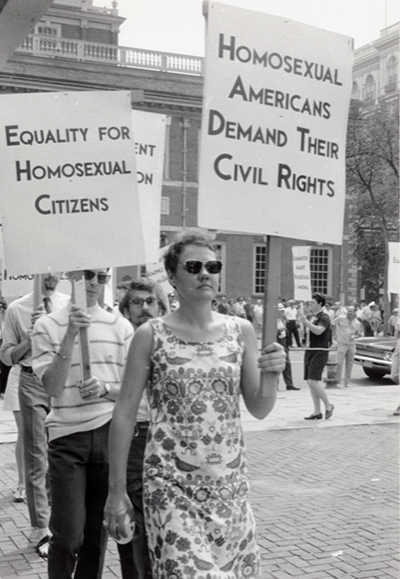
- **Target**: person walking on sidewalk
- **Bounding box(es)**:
[285,300,301,347]
[331,306,361,388]
[31,269,133,579]
[116,277,167,579]
[298,293,334,420]
[0,273,69,558]
[277,303,300,391]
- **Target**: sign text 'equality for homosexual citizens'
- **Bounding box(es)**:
[0,91,145,275]
[4,124,156,216]
[199,3,353,244]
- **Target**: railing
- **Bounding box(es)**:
[16,34,204,76]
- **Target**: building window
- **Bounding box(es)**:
[253,244,266,295]
[214,242,226,294]
[351,81,360,100]
[310,247,332,295]
[161,196,170,215]
[364,74,376,102]
[35,23,61,37]
[140,265,147,277]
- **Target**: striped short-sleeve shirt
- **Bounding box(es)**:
[32,301,133,441]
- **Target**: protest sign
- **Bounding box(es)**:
[146,245,174,299]
[0,270,71,299]
[388,243,400,295]
[132,110,166,264]
[292,246,312,301]
[199,2,353,245]
[0,90,145,275]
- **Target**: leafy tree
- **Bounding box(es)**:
[346,100,399,329]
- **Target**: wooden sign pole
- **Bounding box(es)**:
[71,272,91,382]
[33,275,42,309]
[260,235,282,394]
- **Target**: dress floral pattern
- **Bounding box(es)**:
[143,317,260,579]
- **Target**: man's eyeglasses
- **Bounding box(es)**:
[83,270,111,284]
[181,260,222,275]
[129,296,157,308]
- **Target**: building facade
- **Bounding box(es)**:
[0,1,398,304]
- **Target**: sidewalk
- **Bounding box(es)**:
[0,380,398,578]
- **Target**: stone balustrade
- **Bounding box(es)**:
[16,35,204,76]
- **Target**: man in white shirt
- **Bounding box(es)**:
[0,273,70,557]
[331,306,361,387]
[285,300,301,347]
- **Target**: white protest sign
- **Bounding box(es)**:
[0,228,70,297]
[388,242,400,295]
[0,272,71,299]
[199,3,353,244]
[0,91,145,275]
[146,245,174,297]
[292,246,312,301]
[132,110,166,264]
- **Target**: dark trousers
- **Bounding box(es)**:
[117,422,152,579]
[282,348,294,388]
[287,320,301,347]
[277,338,294,389]
[0,358,11,395]
[47,422,110,579]
[362,320,374,337]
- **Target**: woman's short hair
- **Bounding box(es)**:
[163,232,216,274]
[312,292,326,307]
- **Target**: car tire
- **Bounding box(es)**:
[363,367,387,379]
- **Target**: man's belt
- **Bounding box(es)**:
[21,365,33,374]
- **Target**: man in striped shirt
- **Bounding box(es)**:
[32,269,133,579]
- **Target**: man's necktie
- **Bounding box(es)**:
[43,297,52,314]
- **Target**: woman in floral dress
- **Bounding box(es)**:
[105,232,285,578]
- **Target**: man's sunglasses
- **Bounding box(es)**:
[83,270,111,284]
[181,260,222,275]
[129,296,157,308]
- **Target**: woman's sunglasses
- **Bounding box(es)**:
[181,260,222,275]
[83,270,111,284]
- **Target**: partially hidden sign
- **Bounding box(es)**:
[292,246,312,301]
[199,2,353,244]
[0,91,145,275]
[132,110,166,264]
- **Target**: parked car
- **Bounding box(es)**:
[354,336,397,380]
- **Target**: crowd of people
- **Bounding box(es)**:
[205,295,400,345]
[0,232,398,578]
[0,232,286,579]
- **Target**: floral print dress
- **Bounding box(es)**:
[143,317,260,579]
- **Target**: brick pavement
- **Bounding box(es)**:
[0,422,398,578]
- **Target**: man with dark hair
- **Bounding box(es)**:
[299,293,334,420]
[217,295,229,315]
[116,277,164,579]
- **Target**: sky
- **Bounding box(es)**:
[113,0,400,55]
